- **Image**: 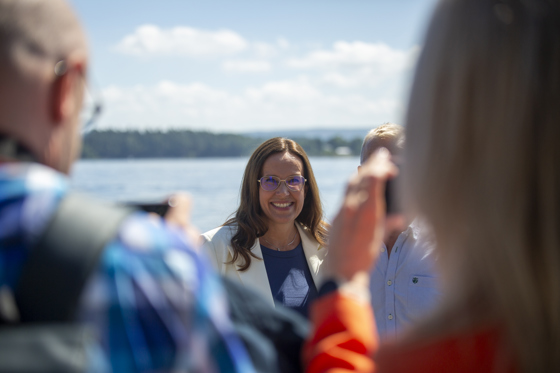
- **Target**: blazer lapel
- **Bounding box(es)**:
[297,223,327,287]
[229,239,276,307]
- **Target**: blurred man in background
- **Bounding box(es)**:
[360,123,441,341]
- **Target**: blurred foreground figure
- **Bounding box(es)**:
[360,123,441,341]
[305,0,560,372]
[0,0,253,371]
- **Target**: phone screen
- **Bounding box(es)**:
[385,169,402,215]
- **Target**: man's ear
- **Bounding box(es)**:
[49,60,85,125]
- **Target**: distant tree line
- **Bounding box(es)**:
[81,130,364,159]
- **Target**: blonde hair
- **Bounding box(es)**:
[404,0,560,371]
[360,123,404,164]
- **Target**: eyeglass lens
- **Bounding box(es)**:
[260,176,305,191]
[55,60,102,136]
[80,84,102,136]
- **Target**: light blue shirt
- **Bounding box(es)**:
[369,219,442,341]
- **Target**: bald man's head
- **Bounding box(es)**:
[0,0,88,174]
[360,123,404,165]
[0,0,86,77]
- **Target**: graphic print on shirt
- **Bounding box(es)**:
[276,268,309,307]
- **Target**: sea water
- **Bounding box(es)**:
[70,157,360,233]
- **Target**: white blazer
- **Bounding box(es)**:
[201,222,328,307]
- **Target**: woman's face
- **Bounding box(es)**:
[259,151,306,228]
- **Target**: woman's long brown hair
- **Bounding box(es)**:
[224,137,328,271]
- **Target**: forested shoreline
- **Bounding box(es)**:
[81,130,363,159]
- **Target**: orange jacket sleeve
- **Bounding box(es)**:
[303,291,515,373]
[304,292,378,373]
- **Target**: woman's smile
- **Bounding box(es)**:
[270,201,294,209]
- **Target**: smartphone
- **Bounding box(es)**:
[385,167,402,215]
[129,201,171,217]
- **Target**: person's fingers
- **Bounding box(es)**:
[341,148,394,227]
[164,193,202,247]
[164,193,190,225]
[327,148,397,281]
[146,212,162,222]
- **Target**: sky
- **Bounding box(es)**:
[69,0,439,134]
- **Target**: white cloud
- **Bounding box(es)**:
[322,72,359,88]
[105,30,414,131]
[277,37,290,50]
[286,43,420,90]
[321,66,402,88]
[287,41,412,72]
[251,37,291,58]
[114,25,293,60]
[114,24,249,57]
[222,59,271,73]
[245,77,320,101]
[252,42,279,58]
[97,78,403,132]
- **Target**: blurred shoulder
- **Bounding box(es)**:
[79,212,253,372]
[82,211,212,315]
[119,212,195,251]
[99,212,204,279]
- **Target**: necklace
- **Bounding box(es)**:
[262,230,298,251]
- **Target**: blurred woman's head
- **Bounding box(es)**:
[404,0,560,370]
[226,137,327,270]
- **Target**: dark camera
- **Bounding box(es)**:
[128,201,171,217]
[385,165,403,215]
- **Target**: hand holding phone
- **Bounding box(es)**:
[384,163,403,215]
[129,194,201,246]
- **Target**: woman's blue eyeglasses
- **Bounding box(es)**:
[258,175,307,192]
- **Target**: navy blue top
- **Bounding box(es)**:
[260,242,318,318]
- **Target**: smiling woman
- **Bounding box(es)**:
[201,137,329,318]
